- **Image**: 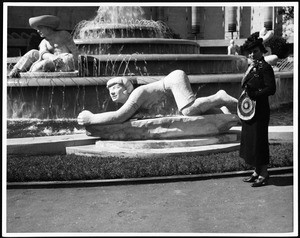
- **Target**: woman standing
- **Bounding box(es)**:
[239,37,276,187]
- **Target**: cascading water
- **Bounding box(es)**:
[72,6,176,39]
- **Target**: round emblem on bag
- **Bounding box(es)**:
[237,90,256,120]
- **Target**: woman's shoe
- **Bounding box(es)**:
[243,174,259,183]
[251,175,270,187]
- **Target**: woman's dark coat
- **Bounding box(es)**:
[239,57,276,166]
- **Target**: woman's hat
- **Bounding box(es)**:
[107,77,134,94]
[243,37,268,54]
[29,15,60,30]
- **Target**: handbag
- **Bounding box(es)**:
[237,89,256,120]
[237,61,259,121]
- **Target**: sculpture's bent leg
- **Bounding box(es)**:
[8,49,39,77]
[30,59,55,72]
[181,90,238,116]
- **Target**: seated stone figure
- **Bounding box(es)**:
[8,15,79,78]
[259,27,279,66]
[77,70,238,126]
[227,39,239,55]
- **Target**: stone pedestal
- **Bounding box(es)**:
[66,114,241,158]
[66,132,240,158]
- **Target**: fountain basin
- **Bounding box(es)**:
[79,25,165,39]
[77,54,248,77]
[75,38,200,54]
[6,71,293,119]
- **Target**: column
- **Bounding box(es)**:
[191,6,200,39]
[264,6,273,30]
[228,6,237,38]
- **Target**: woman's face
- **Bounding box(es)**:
[108,83,129,104]
[248,46,263,61]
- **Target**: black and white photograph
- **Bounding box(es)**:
[2,1,298,236]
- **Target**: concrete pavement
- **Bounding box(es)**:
[4,172,295,235]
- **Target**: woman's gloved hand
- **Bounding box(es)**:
[246,86,258,100]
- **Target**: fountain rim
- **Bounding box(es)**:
[7,54,248,68]
[74,38,200,45]
[80,53,247,61]
[5,74,245,87]
[6,71,292,87]
[78,24,168,29]
[8,54,247,63]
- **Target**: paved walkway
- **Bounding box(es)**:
[5,173,295,235]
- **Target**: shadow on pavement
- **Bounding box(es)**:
[268,174,293,187]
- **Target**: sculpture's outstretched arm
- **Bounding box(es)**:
[78,96,140,125]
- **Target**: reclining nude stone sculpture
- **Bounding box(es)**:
[77,70,240,140]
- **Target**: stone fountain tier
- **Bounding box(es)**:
[78,54,248,77]
[74,38,200,55]
[85,114,240,140]
[78,24,171,39]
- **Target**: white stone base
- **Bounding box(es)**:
[66,132,240,158]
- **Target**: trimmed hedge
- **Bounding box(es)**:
[7,143,293,182]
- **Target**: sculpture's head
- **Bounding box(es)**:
[107,77,134,104]
[29,15,60,38]
[29,15,60,30]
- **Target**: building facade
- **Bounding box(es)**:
[6,5,290,56]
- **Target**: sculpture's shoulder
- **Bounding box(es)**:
[56,30,72,38]
[54,30,74,44]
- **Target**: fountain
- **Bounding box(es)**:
[6,6,293,157]
[7,6,247,120]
